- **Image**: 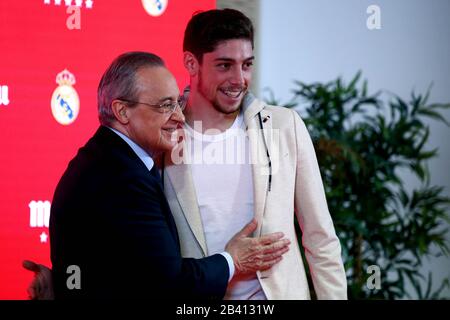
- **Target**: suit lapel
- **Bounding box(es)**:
[164,150,208,256]
[97,126,182,245]
[244,100,273,236]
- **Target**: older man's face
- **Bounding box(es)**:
[125,66,185,154]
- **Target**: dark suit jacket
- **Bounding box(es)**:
[49,126,229,299]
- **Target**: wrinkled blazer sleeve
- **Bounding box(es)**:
[291,110,348,299]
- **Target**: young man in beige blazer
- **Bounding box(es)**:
[161,9,347,299]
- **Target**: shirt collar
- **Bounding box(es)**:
[107,127,154,171]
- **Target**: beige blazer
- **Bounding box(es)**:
[162,95,347,299]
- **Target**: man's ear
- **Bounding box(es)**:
[111,100,129,124]
[183,51,199,76]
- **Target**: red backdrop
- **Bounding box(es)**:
[0,0,215,299]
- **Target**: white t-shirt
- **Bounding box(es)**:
[185,113,266,300]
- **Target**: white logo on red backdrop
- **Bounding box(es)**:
[29,200,51,243]
[0,85,10,106]
[51,69,80,125]
[43,0,94,9]
[142,0,168,17]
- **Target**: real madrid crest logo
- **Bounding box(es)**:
[142,0,168,17]
[51,69,80,125]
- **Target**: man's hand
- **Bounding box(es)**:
[22,260,54,300]
[225,219,290,276]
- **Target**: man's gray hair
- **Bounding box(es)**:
[97,51,165,126]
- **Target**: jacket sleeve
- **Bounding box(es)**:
[291,110,348,299]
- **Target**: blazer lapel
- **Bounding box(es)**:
[244,100,273,236]
[164,149,208,256]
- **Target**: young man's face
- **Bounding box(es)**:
[196,39,254,114]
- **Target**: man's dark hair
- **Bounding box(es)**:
[97,51,165,126]
[183,9,254,63]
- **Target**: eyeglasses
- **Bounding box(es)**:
[120,96,186,114]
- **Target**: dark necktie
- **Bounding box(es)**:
[149,165,162,186]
